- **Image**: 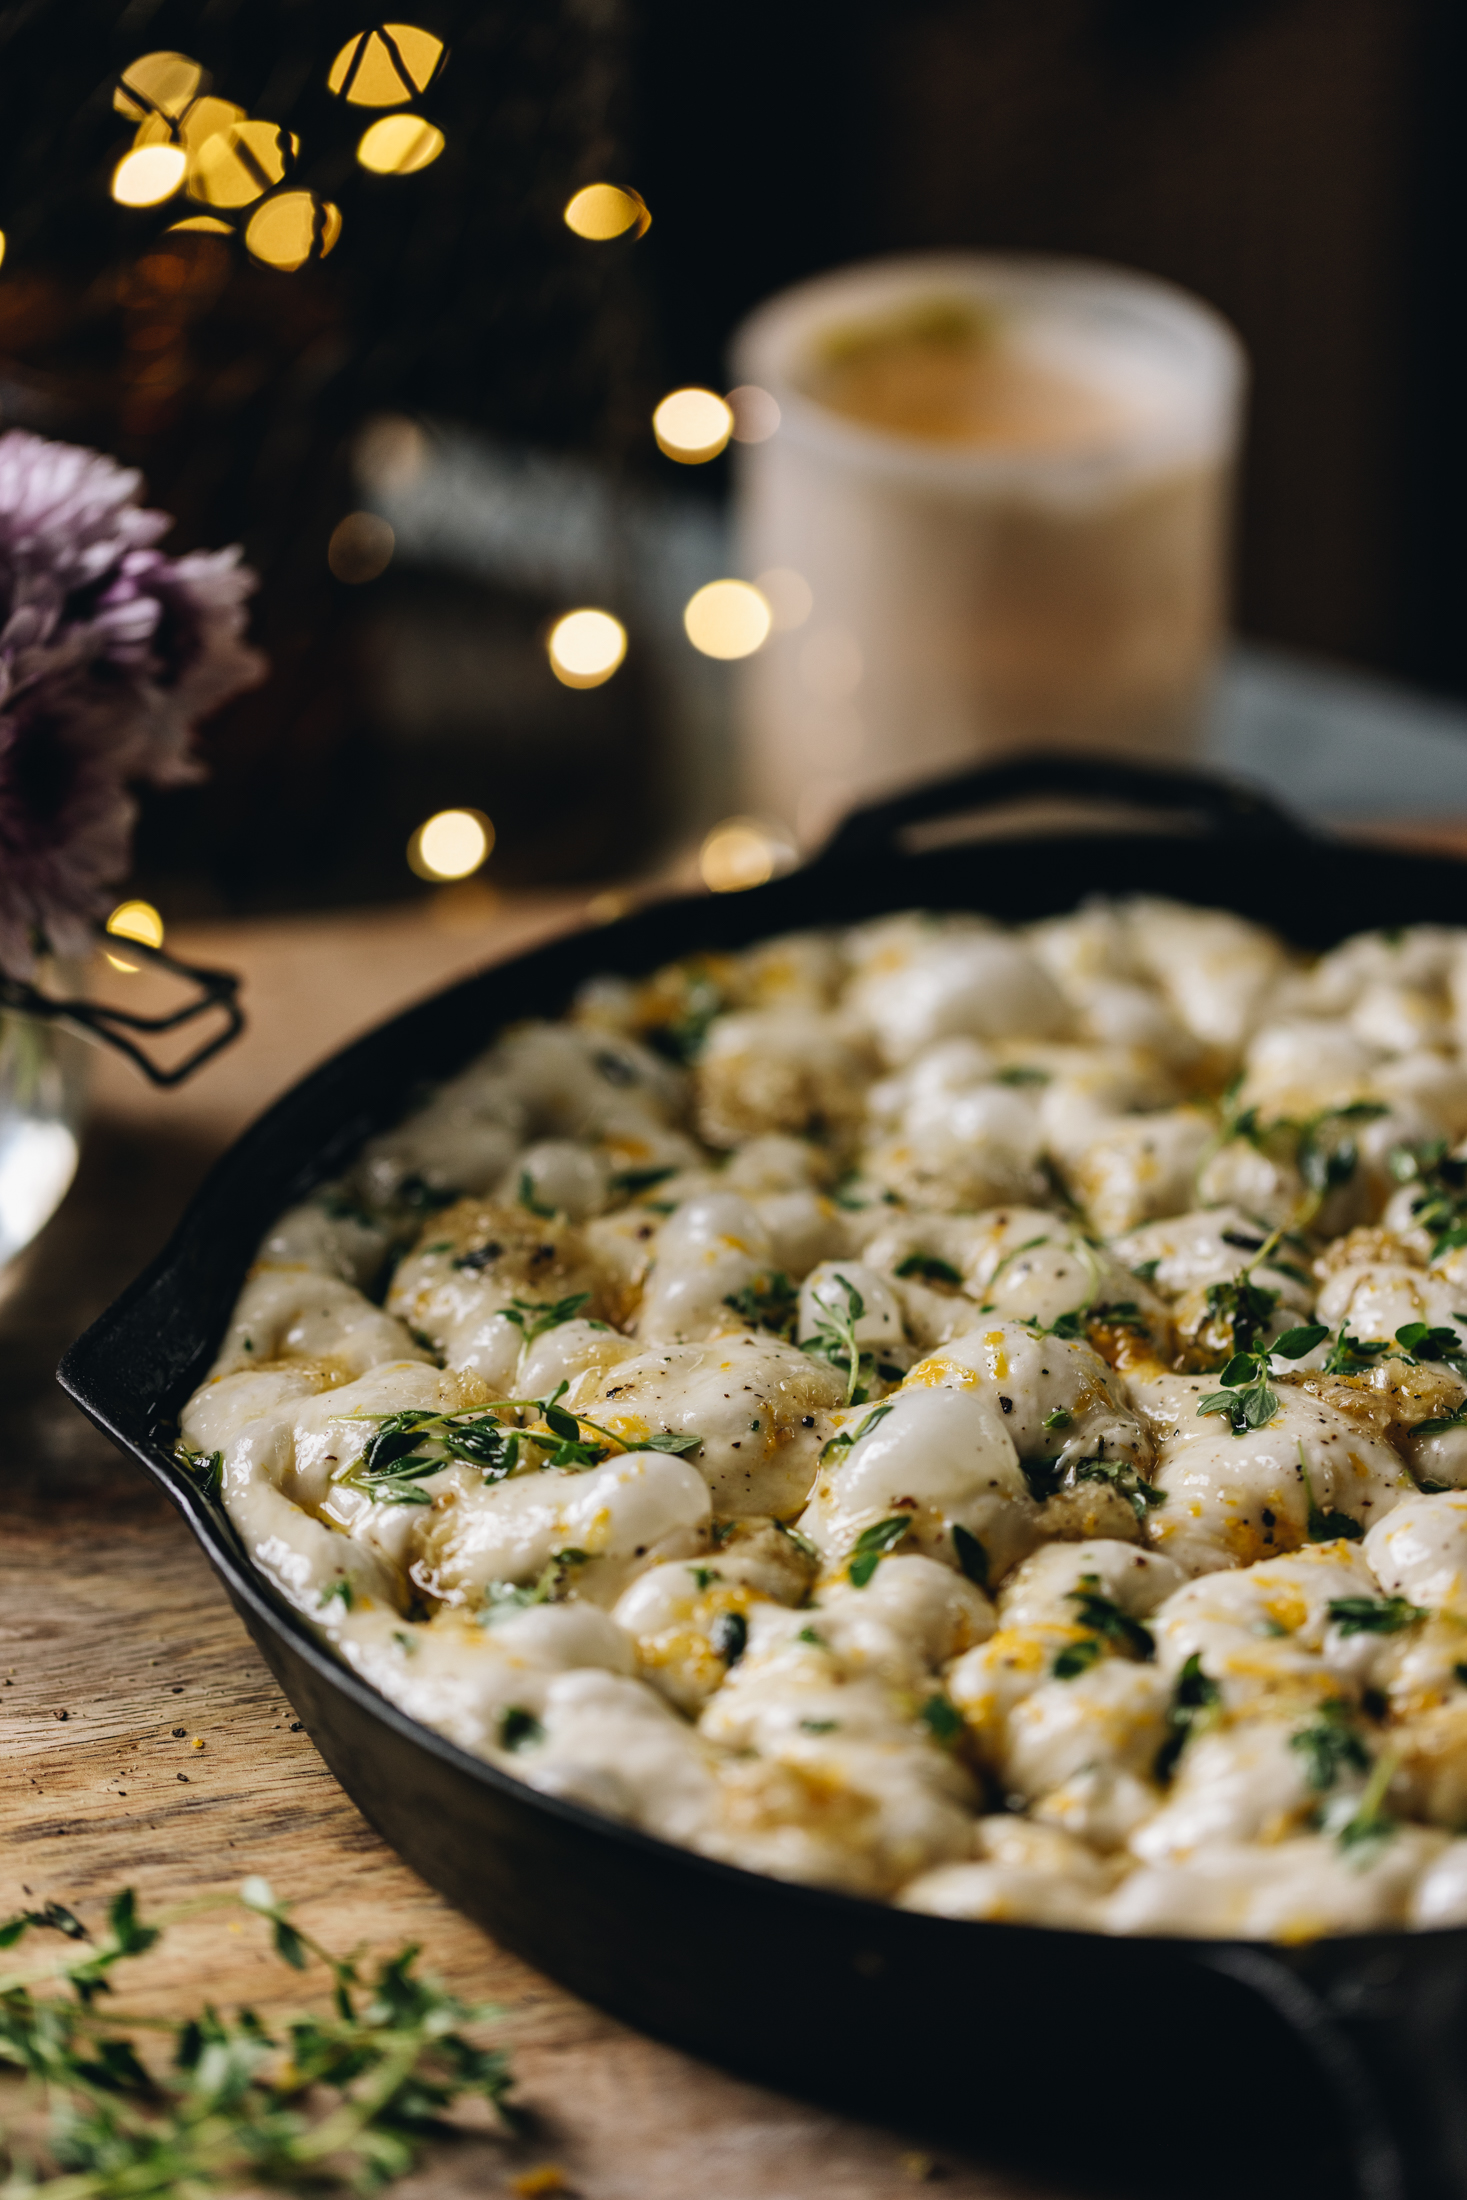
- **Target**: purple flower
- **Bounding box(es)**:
[0,430,264,978]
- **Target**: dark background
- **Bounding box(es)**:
[0,0,1461,907]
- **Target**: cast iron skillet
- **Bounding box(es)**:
[59,755,1467,2200]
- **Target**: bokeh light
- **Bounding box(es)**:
[409,808,493,881]
[0,234,7,271]
[189,120,297,208]
[756,567,814,630]
[652,387,733,464]
[105,899,165,973]
[328,26,447,106]
[699,818,794,894]
[167,215,232,235]
[115,52,203,123]
[548,608,627,689]
[357,115,445,175]
[112,145,186,207]
[728,384,782,443]
[245,192,341,270]
[563,183,650,240]
[683,580,771,660]
[328,512,395,583]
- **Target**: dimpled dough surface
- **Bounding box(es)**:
[179,901,1467,1937]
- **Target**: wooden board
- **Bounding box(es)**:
[1,893,1070,2200]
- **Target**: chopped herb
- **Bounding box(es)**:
[392,1629,417,1654]
[710,1610,748,1665]
[895,1252,963,1287]
[397,1171,456,1212]
[1130,1258,1161,1284]
[800,1718,839,1734]
[499,1706,545,1751]
[174,1444,223,1503]
[1052,1636,1103,1679]
[951,1522,989,1588]
[1299,1440,1363,1542]
[610,1165,678,1196]
[993,1064,1050,1087]
[724,1271,799,1339]
[797,1626,825,1646]
[1390,1140,1467,1259]
[920,1693,965,1742]
[422,1239,453,1255]
[1074,1457,1166,1520]
[517,1171,558,1218]
[1088,1300,1152,1338]
[820,1401,894,1463]
[1336,1747,1400,1858]
[1043,1406,1074,1431]
[1220,1228,1266,1253]
[318,1579,354,1612]
[501,1291,591,1343]
[1414,1406,1467,1438]
[1155,1652,1222,1780]
[1203,1275,1280,1359]
[1290,1700,1371,1791]
[0,1878,516,2192]
[688,1566,720,1591]
[1065,1576,1156,1661]
[847,1515,912,1587]
[1326,1595,1426,1635]
[803,1271,870,1405]
[1020,1456,1067,1502]
[646,971,723,1063]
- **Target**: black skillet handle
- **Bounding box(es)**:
[815,749,1311,868]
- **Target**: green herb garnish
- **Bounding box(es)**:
[1326,1595,1427,1635]
[847,1515,912,1587]
[0,1879,516,2193]
[951,1522,988,1588]
[1155,1652,1221,1780]
[1290,1700,1371,1791]
[894,1252,962,1288]
[501,1291,591,1343]
[724,1271,799,1339]
[517,1171,557,1219]
[499,1706,545,1751]
[920,1693,964,1743]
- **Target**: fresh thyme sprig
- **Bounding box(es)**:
[500,1291,593,1343]
[801,1272,873,1406]
[0,1880,517,2196]
[1195,1322,1328,1433]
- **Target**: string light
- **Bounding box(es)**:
[188,120,298,208]
[408,809,493,881]
[105,899,165,973]
[563,183,650,240]
[245,192,341,270]
[328,512,394,583]
[547,609,627,689]
[327,26,447,106]
[114,53,203,124]
[652,388,733,464]
[357,115,444,174]
[699,819,793,894]
[112,145,186,207]
[683,580,771,660]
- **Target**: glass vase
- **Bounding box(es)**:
[0,1005,87,1268]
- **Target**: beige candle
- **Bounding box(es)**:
[731,256,1246,846]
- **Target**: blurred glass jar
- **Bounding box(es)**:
[731,254,1246,846]
[0,997,87,1267]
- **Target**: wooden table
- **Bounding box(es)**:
[1,887,1067,2200]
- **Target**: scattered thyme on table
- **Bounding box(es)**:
[0,1879,517,2196]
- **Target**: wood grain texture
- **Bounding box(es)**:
[1,893,1074,2200]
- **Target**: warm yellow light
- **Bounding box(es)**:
[245,191,341,270]
[115,53,203,123]
[188,119,298,208]
[727,383,781,443]
[328,25,447,106]
[652,387,733,464]
[167,215,232,234]
[683,579,771,661]
[107,899,165,948]
[105,899,165,971]
[547,608,627,689]
[328,511,395,583]
[699,818,788,894]
[112,144,187,207]
[409,808,493,881]
[357,114,444,175]
[0,234,7,272]
[563,183,650,240]
[756,567,813,631]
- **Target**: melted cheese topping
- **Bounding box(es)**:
[181,902,1467,1937]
